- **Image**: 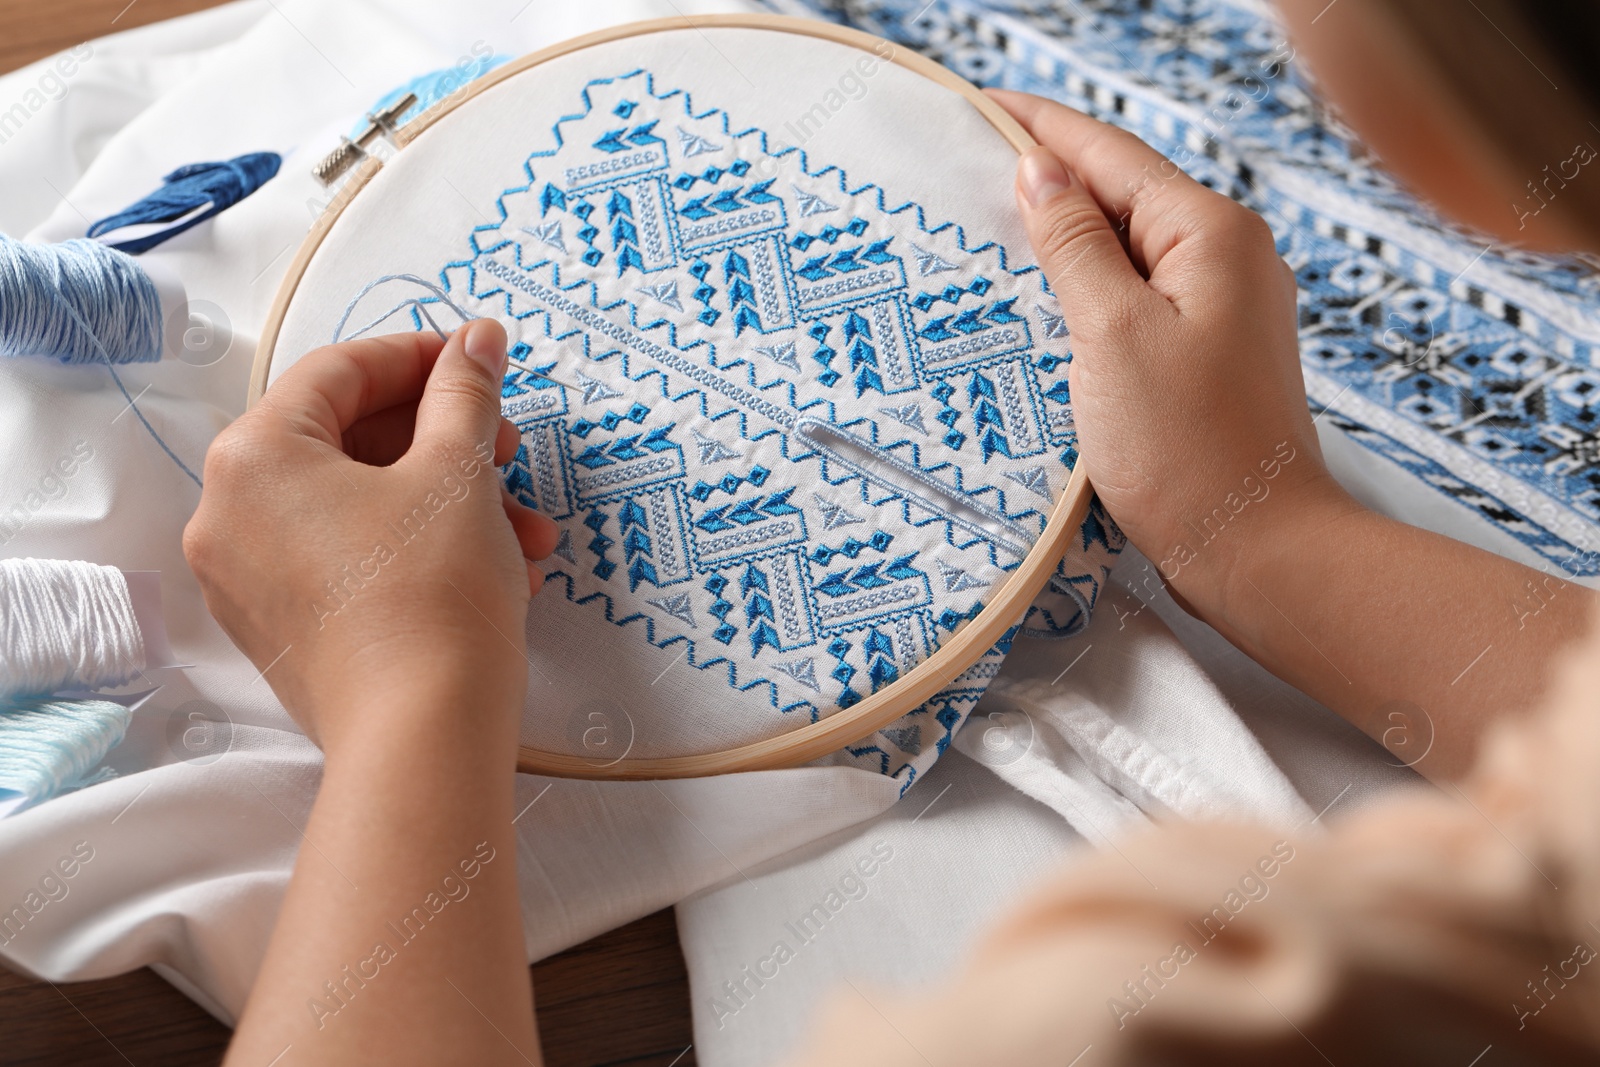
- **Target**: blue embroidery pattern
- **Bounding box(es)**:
[766,0,1600,573]
[348,68,1122,789]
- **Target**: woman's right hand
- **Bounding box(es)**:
[183,321,559,755]
[990,90,1358,618]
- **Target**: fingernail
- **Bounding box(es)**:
[464,320,508,377]
[1018,147,1072,208]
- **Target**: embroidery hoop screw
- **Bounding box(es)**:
[313,93,417,187]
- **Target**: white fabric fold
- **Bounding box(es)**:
[966,572,1314,835]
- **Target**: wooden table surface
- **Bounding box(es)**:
[0,909,696,1067]
[0,2,699,1064]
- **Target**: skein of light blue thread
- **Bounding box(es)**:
[0,236,161,364]
[0,697,129,810]
[0,235,202,486]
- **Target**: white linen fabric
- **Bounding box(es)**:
[0,5,1445,1067]
[676,744,1084,1064]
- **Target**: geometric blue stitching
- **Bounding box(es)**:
[345,62,1109,785]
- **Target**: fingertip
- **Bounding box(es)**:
[528,510,560,560]
[1017,146,1073,209]
[462,318,509,377]
[501,488,561,560]
[412,320,509,453]
[494,417,520,466]
[527,559,546,597]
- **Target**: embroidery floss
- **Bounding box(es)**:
[0,235,203,486]
[332,274,581,390]
[0,236,165,364]
[87,152,282,255]
[332,273,477,343]
[0,558,146,698]
[0,697,129,814]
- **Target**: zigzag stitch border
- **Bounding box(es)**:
[544,569,818,716]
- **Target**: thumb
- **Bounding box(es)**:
[413,318,509,455]
[1015,147,1153,337]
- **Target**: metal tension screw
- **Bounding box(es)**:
[312,92,418,187]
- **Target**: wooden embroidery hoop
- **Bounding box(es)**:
[252,13,1093,780]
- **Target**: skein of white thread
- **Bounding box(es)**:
[0,558,146,697]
